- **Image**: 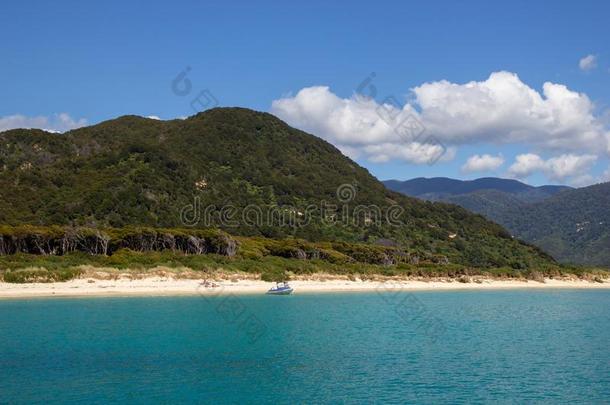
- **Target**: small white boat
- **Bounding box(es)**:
[266,282,293,295]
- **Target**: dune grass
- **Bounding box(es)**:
[0,248,607,283]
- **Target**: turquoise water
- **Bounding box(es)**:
[1,290,609,404]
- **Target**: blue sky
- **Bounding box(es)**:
[1,0,609,185]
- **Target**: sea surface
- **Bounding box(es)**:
[0,289,609,404]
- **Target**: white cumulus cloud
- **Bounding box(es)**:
[412,71,608,152]
[363,142,456,164]
[271,86,448,164]
[0,113,87,133]
[508,153,598,185]
[271,71,610,167]
[461,154,504,173]
[579,54,598,71]
[507,154,546,178]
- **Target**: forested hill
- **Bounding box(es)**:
[500,182,610,267]
[0,107,554,269]
[386,177,609,267]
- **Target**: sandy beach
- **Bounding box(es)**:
[0,276,608,299]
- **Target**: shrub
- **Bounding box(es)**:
[2,267,82,283]
[527,270,545,283]
[260,268,289,282]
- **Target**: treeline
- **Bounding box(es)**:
[1,227,607,284]
[0,225,448,267]
[237,237,442,266]
[0,226,237,257]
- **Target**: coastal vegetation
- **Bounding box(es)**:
[2,109,606,283]
[0,108,564,272]
[0,225,607,283]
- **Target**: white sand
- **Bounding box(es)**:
[0,276,608,299]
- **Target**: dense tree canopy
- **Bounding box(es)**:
[0,108,555,269]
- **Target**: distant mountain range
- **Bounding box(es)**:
[384,177,610,267]
[383,177,571,203]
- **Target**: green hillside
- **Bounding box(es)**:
[386,178,610,267]
[501,182,610,267]
[0,108,556,270]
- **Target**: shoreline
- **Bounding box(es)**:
[0,276,609,299]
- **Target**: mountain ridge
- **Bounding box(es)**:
[384,177,572,203]
[385,177,609,266]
